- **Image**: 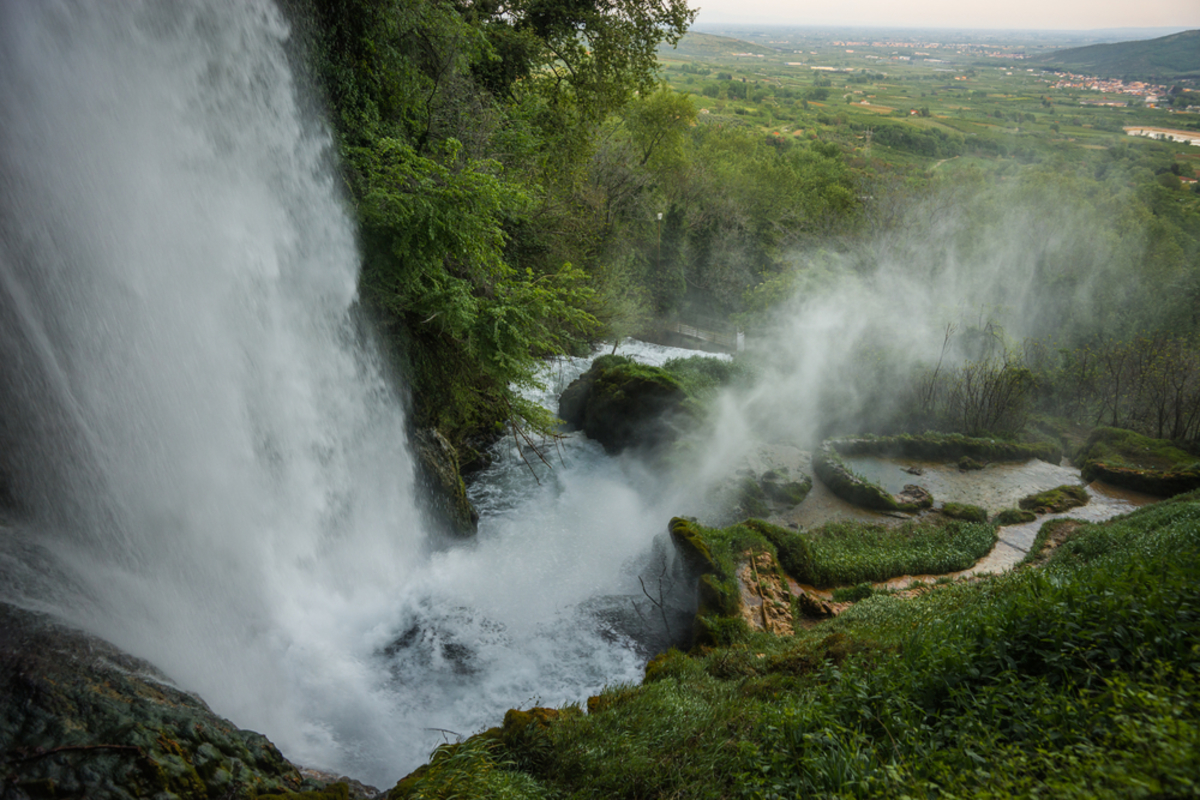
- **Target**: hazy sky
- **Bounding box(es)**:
[691,0,1200,31]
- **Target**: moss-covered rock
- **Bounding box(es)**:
[667,518,797,647]
[1018,484,1089,514]
[0,603,351,800]
[559,355,745,456]
[812,442,933,513]
[557,355,631,429]
[942,502,988,523]
[1076,427,1200,498]
[583,362,689,453]
[760,469,813,507]
[412,427,478,537]
[558,355,690,453]
[669,517,717,573]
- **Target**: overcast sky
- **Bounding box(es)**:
[691,0,1200,31]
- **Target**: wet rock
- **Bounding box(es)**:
[760,470,813,507]
[413,427,478,537]
[583,365,688,454]
[556,355,630,431]
[557,356,690,454]
[796,590,835,619]
[0,602,346,799]
[736,552,794,636]
[896,484,933,508]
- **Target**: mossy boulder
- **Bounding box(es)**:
[412,427,478,537]
[669,517,717,574]
[0,603,350,800]
[667,518,798,647]
[559,355,730,454]
[1018,484,1089,514]
[760,469,813,507]
[583,362,689,453]
[557,355,632,429]
[1076,427,1200,498]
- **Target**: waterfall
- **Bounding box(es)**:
[0,1,676,786]
[0,0,426,781]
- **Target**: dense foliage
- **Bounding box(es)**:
[288,0,866,451]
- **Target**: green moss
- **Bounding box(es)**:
[742,518,814,585]
[942,502,988,523]
[1076,427,1200,497]
[761,471,813,506]
[957,455,985,470]
[995,507,1037,525]
[831,432,1061,464]
[812,443,932,512]
[737,477,770,517]
[668,517,716,573]
[1018,484,1089,513]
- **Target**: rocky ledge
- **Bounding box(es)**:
[0,602,373,800]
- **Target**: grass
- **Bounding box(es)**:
[798,518,995,586]
[387,493,1200,800]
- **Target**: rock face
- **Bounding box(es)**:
[736,552,794,635]
[412,427,478,537]
[558,356,689,454]
[0,602,357,800]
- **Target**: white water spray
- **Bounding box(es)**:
[0,0,693,786]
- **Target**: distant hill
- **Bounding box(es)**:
[1040,29,1200,80]
[657,32,777,60]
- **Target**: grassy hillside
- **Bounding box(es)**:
[1041,29,1200,79]
[388,494,1200,798]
